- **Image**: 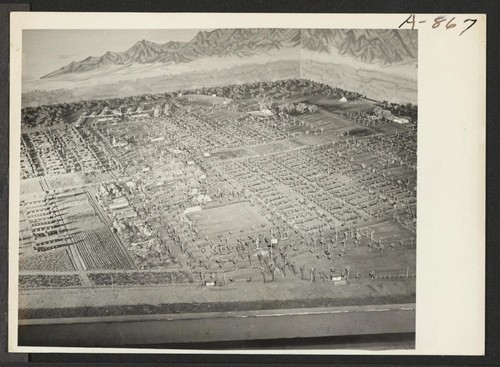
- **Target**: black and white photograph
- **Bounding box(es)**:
[8,12,484,354]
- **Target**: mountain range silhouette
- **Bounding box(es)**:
[42,28,417,79]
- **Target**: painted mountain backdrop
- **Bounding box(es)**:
[23,29,417,107]
[42,29,416,79]
[302,29,417,65]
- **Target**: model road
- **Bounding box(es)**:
[18,303,415,347]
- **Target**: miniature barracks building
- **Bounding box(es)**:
[34,234,70,251]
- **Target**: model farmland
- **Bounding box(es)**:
[18,79,417,318]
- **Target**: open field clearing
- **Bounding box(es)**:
[177,94,233,106]
[189,201,271,236]
[44,172,86,191]
[368,221,415,245]
[248,139,305,156]
[20,177,45,195]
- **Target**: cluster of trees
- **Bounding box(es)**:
[376,100,418,121]
[22,103,73,128]
[149,79,362,103]
[21,93,171,128]
[273,102,318,115]
[21,79,366,128]
[343,110,400,127]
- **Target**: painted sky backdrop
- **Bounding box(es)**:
[23,29,205,80]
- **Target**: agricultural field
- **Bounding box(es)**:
[74,228,134,270]
[297,109,364,135]
[88,271,194,286]
[19,274,83,288]
[19,248,75,272]
[19,209,34,254]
